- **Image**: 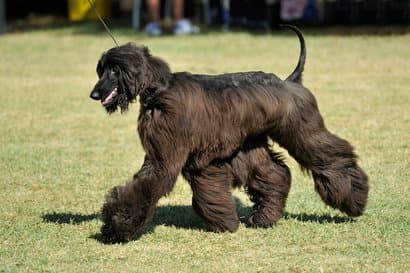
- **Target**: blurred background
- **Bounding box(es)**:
[1,0,410,34]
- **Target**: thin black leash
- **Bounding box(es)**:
[87,0,119,47]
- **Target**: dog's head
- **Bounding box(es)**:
[90,43,171,113]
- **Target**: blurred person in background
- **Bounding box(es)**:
[144,0,199,36]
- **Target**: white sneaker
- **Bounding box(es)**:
[173,19,200,36]
[144,22,162,36]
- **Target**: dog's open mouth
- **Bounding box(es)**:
[102,88,118,106]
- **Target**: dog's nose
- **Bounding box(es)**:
[90,90,101,100]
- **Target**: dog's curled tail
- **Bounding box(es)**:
[279,24,306,84]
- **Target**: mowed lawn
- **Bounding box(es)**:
[0,25,409,273]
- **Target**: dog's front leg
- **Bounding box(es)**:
[100,156,182,242]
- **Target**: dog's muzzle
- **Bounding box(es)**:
[90,88,118,106]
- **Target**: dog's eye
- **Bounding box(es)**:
[109,69,119,77]
[111,66,121,76]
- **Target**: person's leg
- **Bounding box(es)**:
[172,0,184,21]
[173,0,199,35]
[147,0,160,21]
[145,0,162,36]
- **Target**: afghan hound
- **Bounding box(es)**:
[89,25,368,242]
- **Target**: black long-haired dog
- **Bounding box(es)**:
[90,25,368,242]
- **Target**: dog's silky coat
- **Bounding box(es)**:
[90,25,368,242]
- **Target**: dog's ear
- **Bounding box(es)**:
[146,55,172,90]
[142,46,151,57]
[138,45,171,89]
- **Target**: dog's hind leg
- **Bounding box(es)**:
[232,138,291,227]
[183,164,239,232]
[272,88,369,217]
[289,129,369,217]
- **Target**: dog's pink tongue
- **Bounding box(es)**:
[102,88,118,105]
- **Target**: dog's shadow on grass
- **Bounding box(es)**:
[42,205,208,244]
[42,199,353,244]
[282,212,354,224]
[42,212,100,225]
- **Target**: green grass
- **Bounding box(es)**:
[0,25,409,273]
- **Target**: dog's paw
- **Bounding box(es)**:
[100,187,137,243]
[245,214,277,228]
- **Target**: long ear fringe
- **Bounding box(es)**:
[147,56,172,89]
